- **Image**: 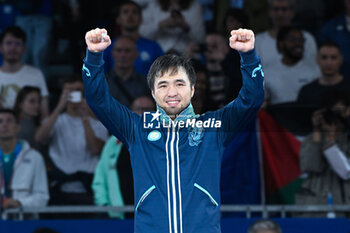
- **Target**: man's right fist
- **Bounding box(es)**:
[85,28,111,53]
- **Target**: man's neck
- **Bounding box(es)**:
[0,138,18,154]
[0,61,24,73]
[281,56,300,66]
[114,67,134,81]
[121,28,140,41]
[319,73,343,85]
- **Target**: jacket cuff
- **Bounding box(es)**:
[86,48,104,66]
[239,48,259,65]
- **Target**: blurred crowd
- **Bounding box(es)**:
[0,0,350,219]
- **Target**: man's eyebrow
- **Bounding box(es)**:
[175,79,186,83]
[156,80,168,86]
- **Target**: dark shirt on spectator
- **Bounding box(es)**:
[106,70,150,108]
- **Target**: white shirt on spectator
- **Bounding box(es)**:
[49,113,108,174]
[0,64,48,108]
[139,0,205,53]
[264,58,321,105]
[256,30,318,69]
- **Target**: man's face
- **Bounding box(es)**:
[317,46,343,77]
[117,4,142,31]
[112,38,138,70]
[280,29,304,61]
[269,0,294,27]
[0,113,19,140]
[0,34,25,64]
[204,34,229,62]
[152,67,194,117]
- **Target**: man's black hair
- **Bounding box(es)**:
[0,26,26,44]
[115,0,142,18]
[0,108,19,123]
[147,54,196,92]
[318,41,341,52]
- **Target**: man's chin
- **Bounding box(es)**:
[164,107,183,119]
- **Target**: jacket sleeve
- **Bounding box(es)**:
[15,152,49,207]
[217,48,264,145]
[82,49,140,147]
[299,135,325,173]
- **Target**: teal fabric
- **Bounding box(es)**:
[92,136,124,218]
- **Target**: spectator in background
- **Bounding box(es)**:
[14,0,52,71]
[106,36,150,108]
[263,26,321,106]
[184,32,242,110]
[103,1,164,76]
[13,86,42,150]
[191,61,209,114]
[203,33,231,110]
[0,26,49,117]
[295,91,350,216]
[139,0,205,54]
[247,219,282,233]
[92,96,155,219]
[0,109,49,209]
[35,76,108,205]
[319,0,350,78]
[298,42,350,113]
[255,0,317,69]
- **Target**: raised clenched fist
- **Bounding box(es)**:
[229,28,255,53]
[85,28,111,53]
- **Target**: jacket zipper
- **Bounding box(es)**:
[135,185,156,212]
[194,183,218,206]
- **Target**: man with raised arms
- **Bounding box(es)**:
[82,27,264,233]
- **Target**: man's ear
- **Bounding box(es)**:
[151,90,155,100]
[191,85,195,98]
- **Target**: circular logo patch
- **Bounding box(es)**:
[147,130,161,141]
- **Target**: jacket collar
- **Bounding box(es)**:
[156,103,198,124]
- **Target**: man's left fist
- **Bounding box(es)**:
[229,29,255,52]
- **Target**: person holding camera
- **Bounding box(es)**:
[35,75,108,205]
[295,90,350,216]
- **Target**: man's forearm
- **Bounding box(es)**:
[35,109,61,143]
